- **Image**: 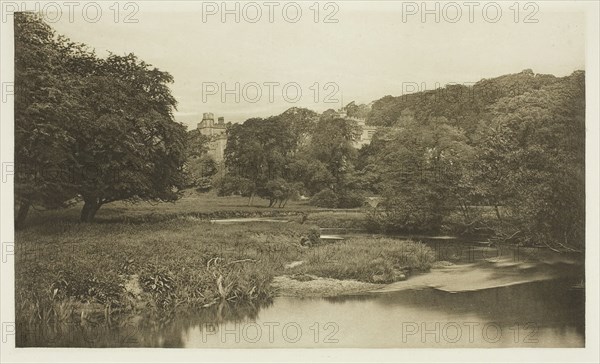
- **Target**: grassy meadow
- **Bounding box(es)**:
[16,192,436,327]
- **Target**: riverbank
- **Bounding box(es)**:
[15,216,436,326]
[272,275,383,297]
[271,251,584,298]
[15,193,585,333]
[21,192,370,226]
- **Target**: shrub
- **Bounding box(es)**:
[309,189,365,208]
[195,177,213,193]
[214,175,254,197]
[365,193,445,233]
[309,189,338,208]
[257,178,299,208]
[337,190,366,208]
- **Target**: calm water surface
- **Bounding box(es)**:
[181,278,584,348]
[18,276,584,348]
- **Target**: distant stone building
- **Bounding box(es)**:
[197,112,227,163]
[333,109,377,148]
[353,117,378,148]
[197,109,377,164]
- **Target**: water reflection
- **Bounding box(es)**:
[182,277,583,348]
[17,300,270,347]
[18,277,584,348]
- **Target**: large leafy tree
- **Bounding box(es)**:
[369,115,473,232]
[222,109,362,206]
[184,129,216,191]
[344,101,370,119]
[363,70,585,248]
[309,116,360,192]
[15,13,188,224]
[223,117,294,204]
[14,13,81,228]
[222,108,317,205]
[475,71,585,250]
[68,53,187,222]
[287,155,332,196]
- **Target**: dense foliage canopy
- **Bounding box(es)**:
[15,13,189,225]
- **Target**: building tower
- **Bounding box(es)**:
[197,112,227,162]
[198,112,216,135]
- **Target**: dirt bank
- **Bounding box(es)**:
[272,275,383,297]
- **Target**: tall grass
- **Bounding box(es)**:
[16,197,437,327]
[15,219,310,323]
[291,238,436,283]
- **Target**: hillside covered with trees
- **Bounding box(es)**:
[219,70,585,252]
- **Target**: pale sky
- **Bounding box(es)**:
[42,1,586,129]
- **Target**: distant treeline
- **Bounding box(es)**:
[218,70,585,251]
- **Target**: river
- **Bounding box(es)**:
[18,241,584,348]
[182,277,584,348]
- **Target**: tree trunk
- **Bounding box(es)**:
[494,204,502,222]
[460,201,470,221]
[89,202,102,221]
[15,200,31,230]
[80,197,101,223]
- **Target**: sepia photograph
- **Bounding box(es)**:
[0,0,599,362]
